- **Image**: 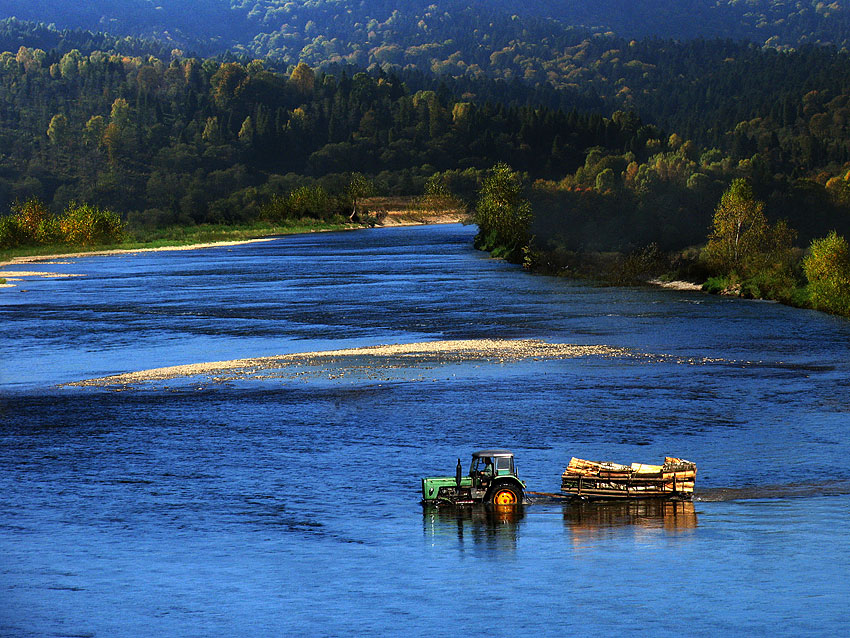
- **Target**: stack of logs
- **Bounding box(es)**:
[561,457,697,499]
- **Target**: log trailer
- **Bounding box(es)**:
[421,451,697,506]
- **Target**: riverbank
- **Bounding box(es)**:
[0,220,347,268]
[524,243,709,291]
[522,242,827,314]
[0,208,467,281]
[0,238,282,287]
[1,237,280,268]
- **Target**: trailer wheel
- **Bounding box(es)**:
[490,484,521,505]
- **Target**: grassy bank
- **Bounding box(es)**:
[1,197,468,265]
[125,219,358,248]
[0,218,358,264]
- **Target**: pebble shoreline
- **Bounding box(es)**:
[65,339,630,387]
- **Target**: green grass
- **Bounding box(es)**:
[0,218,358,262]
[702,275,731,294]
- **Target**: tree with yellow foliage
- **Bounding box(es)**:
[803,231,850,316]
[704,178,797,299]
[705,179,788,276]
[289,62,315,95]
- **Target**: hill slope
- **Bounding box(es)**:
[3,1,850,56]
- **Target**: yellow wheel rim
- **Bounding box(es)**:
[494,489,518,505]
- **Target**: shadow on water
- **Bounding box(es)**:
[422,506,525,550]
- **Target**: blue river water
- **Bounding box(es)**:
[1,224,849,637]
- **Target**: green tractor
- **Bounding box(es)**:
[421,449,525,506]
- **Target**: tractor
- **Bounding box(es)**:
[421,449,525,506]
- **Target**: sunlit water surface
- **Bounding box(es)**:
[1,225,849,636]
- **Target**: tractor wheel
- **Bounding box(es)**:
[489,484,522,506]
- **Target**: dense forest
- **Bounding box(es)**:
[9,11,850,147]
[6,1,850,53]
[3,17,850,246]
[0,26,655,230]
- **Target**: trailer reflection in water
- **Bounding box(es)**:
[423,506,525,551]
[564,501,697,545]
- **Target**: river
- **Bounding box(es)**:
[1,224,849,636]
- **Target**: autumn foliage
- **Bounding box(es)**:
[803,231,850,316]
[704,179,795,279]
[0,198,124,249]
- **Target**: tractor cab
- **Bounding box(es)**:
[470,449,517,487]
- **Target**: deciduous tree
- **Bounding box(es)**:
[704,178,769,275]
[474,162,532,262]
[345,172,375,221]
[46,114,70,146]
[289,62,315,95]
[803,231,850,316]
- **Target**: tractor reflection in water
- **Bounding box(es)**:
[422,502,525,551]
[420,449,526,506]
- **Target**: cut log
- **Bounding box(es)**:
[561,455,697,500]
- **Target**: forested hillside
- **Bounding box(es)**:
[7,4,850,148]
[0,17,176,59]
[0,28,648,229]
[3,5,850,312]
[499,0,850,45]
[3,17,850,252]
[0,1,246,54]
[5,1,850,53]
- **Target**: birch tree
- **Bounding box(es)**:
[705,178,795,279]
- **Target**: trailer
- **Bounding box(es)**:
[559,456,697,501]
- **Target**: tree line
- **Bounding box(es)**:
[0,40,649,228]
[3,28,850,254]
